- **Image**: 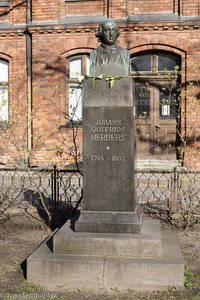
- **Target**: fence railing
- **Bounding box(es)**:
[0,166,200,213]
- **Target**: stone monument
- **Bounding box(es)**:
[75,78,142,233]
[76,18,141,234]
[26,19,184,291]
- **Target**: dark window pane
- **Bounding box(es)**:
[135,86,150,118]
[130,54,151,72]
[159,87,177,119]
[158,53,180,72]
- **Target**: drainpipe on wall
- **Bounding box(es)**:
[26,0,32,165]
[178,0,181,17]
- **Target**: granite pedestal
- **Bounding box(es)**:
[26,217,184,291]
[77,78,141,234]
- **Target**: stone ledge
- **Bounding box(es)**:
[54,216,161,257]
[75,210,142,234]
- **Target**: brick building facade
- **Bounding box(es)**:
[0,0,200,169]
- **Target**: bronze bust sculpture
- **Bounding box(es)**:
[90,19,130,77]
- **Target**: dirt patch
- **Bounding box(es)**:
[0,212,200,300]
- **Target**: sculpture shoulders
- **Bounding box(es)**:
[90,45,129,54]
[90,46,130,62]
[117,47,130,58]
[89,44,130,76]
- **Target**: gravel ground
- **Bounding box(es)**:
[0,212,200,300]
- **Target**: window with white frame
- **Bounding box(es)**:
[0,59,8,124]
[67,55,90,122]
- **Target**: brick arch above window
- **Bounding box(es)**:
[60,48,92,77]
[60,48,93,59]
[127,33,189,53]
[0,52,12,60]
[129,44,186,56]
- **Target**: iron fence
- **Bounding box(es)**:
[0,166,200,213]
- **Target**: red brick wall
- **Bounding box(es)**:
[129,0,174,15]
[32,0,58,21]
[125,29,200,169]
[0,0,26,24]
[181,0,200,16]
[31,0,200,21]
[65,0,104,17]
[110,0,128,19]
[0,6,10,22]
[11,0,26,24]
[0,0,200,169]
[0,35,27,166]
[27,24,200,169]
[30,32,94,166]
[183,45,200,169]
[30,0,200,23]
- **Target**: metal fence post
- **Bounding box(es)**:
[51,165,59,205]
[170,167,179,212]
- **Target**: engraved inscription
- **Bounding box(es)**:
[95,119,122,126]
[91,133,125,142]
[91,155,126,162]
[91,119,126,142]
[90,119,127,162]
[91,155,104,161]
[112,155,125,161]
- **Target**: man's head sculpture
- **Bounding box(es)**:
[90,19,130,77]
[96,19,120,45]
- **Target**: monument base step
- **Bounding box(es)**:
[26,217,184,291]
[75,208,142,234]
[54,216,161,257]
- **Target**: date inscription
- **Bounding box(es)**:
[91,155,125,162]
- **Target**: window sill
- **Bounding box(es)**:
[59,121,83,129]
[0,122,10,129]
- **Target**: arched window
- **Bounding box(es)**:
[67,55,89,122]
[0,59,9,124]
[130,52,180,74]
